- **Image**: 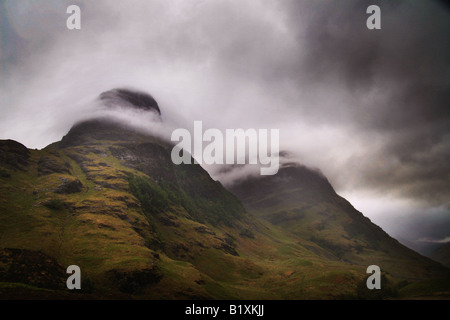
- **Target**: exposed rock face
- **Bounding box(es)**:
[0,140,30,170]
[38,156,72,176]
[109,267,162,294]
[55,178,83,194]
[0,248,66,290]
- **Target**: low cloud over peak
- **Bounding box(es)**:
[99,88,161,115]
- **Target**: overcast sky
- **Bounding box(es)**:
[1,0,449,253]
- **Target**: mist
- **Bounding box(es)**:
[1,0,449,253]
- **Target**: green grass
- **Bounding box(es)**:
[399,278,450,298]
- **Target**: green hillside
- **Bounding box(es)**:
[429,243,450,268]
[229,164,450,283]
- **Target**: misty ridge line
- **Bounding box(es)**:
[95,89,281,176]
[171,121,279,175]
[418,236,450,244]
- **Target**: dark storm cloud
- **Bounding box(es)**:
[272,0,450,206]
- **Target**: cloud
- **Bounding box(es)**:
[418,237,450,244]
[274,0,450,206]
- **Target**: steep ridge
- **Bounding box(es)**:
[229,163,449,280]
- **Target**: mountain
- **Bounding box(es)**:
[429,243,450,268]
[229,163,448,281]
[1,89,449,299]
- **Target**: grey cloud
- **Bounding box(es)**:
[270,0,450,206]
[419,237,450,244]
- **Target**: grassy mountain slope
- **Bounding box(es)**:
[0,118,448,299]
[229,163,449,281]
[0,120,370,299]
[429,243,450,268]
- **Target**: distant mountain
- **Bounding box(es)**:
[229,163,448,280]
[0,89,449,299]
[429,243,450,267]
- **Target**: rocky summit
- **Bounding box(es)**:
[99,88,161,115]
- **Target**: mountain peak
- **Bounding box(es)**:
[58,88,162,148]
[99,88,161,115]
